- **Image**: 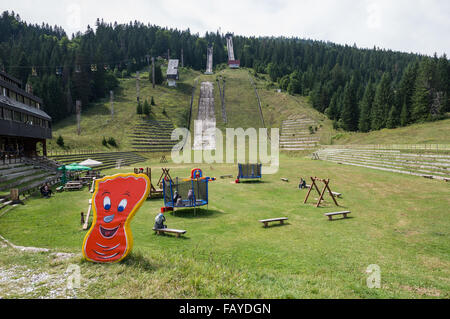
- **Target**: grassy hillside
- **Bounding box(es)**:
[47,65,449,154]
[330,118,450,146]
[48,66,334,153]
[48,67,202,152]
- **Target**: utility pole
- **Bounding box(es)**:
[152,57,155,89]
[136,71,140,103]
[181,48,184,68]
[76,100,82,135]
[110,90,114,120]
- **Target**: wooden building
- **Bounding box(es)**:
[166,59,179,87]
[0,71,52,158]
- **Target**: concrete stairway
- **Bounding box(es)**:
[49,152,147,171]
[280,116,320,151]
[317,148,450,180]
[130,119,178,152]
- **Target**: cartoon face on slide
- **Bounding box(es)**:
[82,174,150,263]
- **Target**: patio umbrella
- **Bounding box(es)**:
[78,159,103,167]
[58,164,92,184]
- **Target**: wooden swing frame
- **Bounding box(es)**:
[303,177,339,207]
[133,167,173,199]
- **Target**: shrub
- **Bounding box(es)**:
[136,102,143,115]
[107,137,117,148]
[56,135,64,148]
[102,136,107,147]
[143,100,150,116]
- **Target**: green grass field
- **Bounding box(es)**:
[0,153,449,298]
[1,66,449,299]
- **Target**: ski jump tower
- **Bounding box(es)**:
[205,44,214,75]
[226,33,240,69]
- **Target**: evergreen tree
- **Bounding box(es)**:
[136,102,142,115]
[143,99,150,116]
[371,73,393,130]
[153,62,164,85]
[340,76,359,131]
[358,81,375,132]
[411,59,434,122]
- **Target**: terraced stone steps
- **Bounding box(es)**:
[50,152,147,171]
[317,148,450,180]
[0,159,61,197]
[280,117,320,151]
[131,119,177,152]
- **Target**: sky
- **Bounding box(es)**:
[3,0,449,56]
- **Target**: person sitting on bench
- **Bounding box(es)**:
[40,183,52,198]
[299,178,307,189]
[154,211,167,229]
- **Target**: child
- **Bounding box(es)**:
[154,210,167,230]
[187,188,194,206]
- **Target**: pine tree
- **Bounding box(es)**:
[397,61,418,126]
[358,81,375,132]
[371,73,393,130]
[400,102,409,127]
[411,59,434,122]
[143,99,150,116]
[151,96,155,105]
[136,102,143,115]
[325,92,339,121]
[340,76,359,131]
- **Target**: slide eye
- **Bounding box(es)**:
[118,199,127,212]
[103,196,111,210]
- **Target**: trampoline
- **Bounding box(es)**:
[238,163,262,179]
[163,178,209,208]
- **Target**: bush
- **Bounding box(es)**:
[102,136,107,147]
[107,137,117,148]
[143,100,150,116]
[136,102,143,115]
[56,135,64,148]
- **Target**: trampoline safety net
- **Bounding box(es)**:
[238,163,262,179]
[163,178,208,208]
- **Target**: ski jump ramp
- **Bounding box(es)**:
[226,34,240,68]
[193,82,216,150]
[205,45,213,75]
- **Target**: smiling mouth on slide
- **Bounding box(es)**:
[99,224,120,238]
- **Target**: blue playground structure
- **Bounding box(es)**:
[163,177,210,208]
[238,163,262,180]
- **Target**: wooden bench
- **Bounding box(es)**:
[325,211,351,221]
[152,228,186,238]
[259,217,288,228]
[64,182,83,191]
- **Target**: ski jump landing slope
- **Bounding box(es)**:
[193,81,216,150]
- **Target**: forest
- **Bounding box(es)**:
[0,10,448,131]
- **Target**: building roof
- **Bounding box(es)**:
[0,95,52,120]
[0,70,22,87]
[166,59,179,76]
